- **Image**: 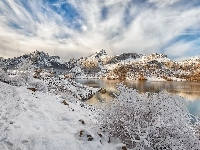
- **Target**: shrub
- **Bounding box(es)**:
[0,69,7,81]
[113,65,129,80]
[17,59,34,84]
[28,80,48,92]
[96,84,200,149]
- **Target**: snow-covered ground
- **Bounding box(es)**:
[0,82,121,150]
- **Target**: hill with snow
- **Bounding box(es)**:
[0,81,122,150]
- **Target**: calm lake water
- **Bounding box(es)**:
[75,79,200,117]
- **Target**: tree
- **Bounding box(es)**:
[0,68,7,82]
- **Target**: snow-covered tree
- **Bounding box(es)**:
[0,57,4,69]
[0,68,7,81]
[17,59,35,84]
[96,83,200,149]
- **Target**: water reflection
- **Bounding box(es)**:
[74,79,200,117]
[75,79,200,100]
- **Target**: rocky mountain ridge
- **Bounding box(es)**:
[1,50,200,81]
[0,50,68,70]
[68,50,200,81]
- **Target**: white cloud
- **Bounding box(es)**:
[148,0,180,7]
[163,41,193,57]
[0,0,200,60]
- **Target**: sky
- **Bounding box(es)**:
[0,0,200,61]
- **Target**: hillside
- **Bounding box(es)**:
[0,81,120,150]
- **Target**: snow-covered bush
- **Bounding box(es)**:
[42,77,98,100]
[0,69,23,86]
[0,69,7,81]
[7,76,24,86]
[28,80,48,92]
[96,83,200,149]
[17,59,34,84]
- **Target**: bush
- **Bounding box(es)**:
[17,59,34,84]
[96,84,200,149]
[28,80,48,92]
[113,65,129,80]
[0,69,7,81]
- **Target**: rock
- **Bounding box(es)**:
[27,88,37,92]
[99,88,106,94]
[62,100,69,106]
[98,133,102,138]
[108,137,111,143]
[77,130,93,141]
[88,137,93,141]
[79,130,84,137]
[79,119,85,124]
[9,121,14,124]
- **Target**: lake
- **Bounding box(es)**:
[75,79,200,117]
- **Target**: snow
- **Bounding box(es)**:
[0,82,118,150]
[170,77,186,81]
[179,57,200,64]
[145,76,186,81]
[42,77,99,100]
[145,76,166,81]
[155,57,171,63]
[104,64,119,71]
[81,49,109,63]
[52,57,65,64]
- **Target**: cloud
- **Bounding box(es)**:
[163,37,200,60]
[148,0,180,7]
[0,0,200,60]
[164,41,193,57]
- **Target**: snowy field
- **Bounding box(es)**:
[0,82,121,150]
[1,70,200,149]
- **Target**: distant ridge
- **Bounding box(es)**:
[1,50,68,70]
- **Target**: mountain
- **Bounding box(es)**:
[1,50,68,70]
[107,53,142,64]
[1,50,200,81]
[68,51,200,81]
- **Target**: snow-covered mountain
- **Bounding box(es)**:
[68,50,200,81]
[1,50,200,81]
[1,50,68,70]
